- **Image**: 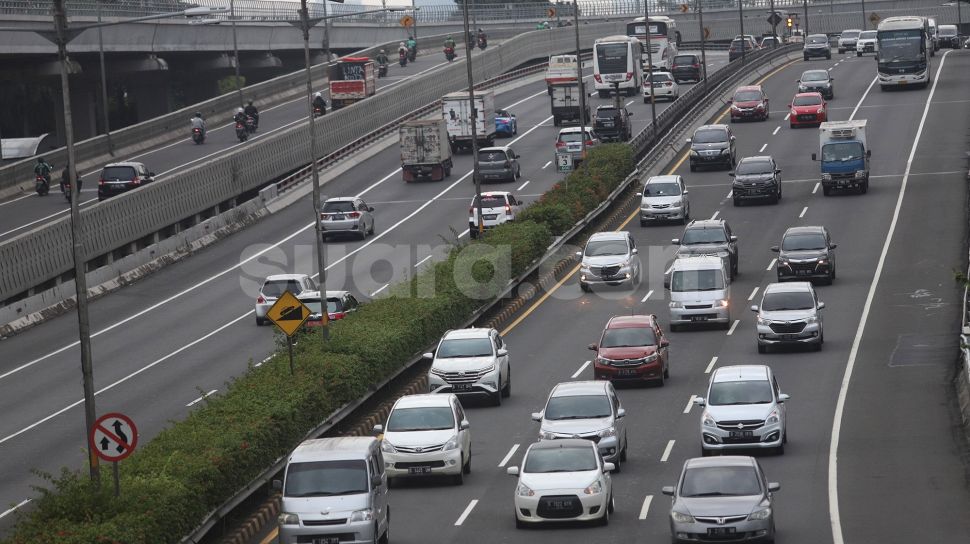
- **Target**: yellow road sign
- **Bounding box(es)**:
[400,15,414,27]
[547,7,556,18]
[868,12,880,24]
[267,291,311,337]
[704,27,711,40]
[680,4,689,13]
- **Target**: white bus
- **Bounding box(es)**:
[876,16,932,89]
[626,16,681,71]
[593,35,644,97]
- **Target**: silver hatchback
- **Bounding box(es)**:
[476,146,521,183]
[320,197,375,241]
[693,365,789,455]
[751,281,825,352]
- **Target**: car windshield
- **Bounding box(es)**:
[808,35,828,44]
[692,129,728,144]
[474,195,506,208]
[524,447,598,473]
[782,233,827,251]
[437,338,493,358]
[650,73,673,82]
[322,201,354,213]
[733,90,763,102]
[670,269,725,292]
[585,239,629,257]
[730,39,751,50]
[709,380,774,405]
[841,30,861,39]
[481,151,507,162]
[496,109,511,117]
[602,326,656,348]
[673,55,697,64]
[793,95,822,106]
[940,27,957,36]
[302,299,341,315]
[761,291,816,311]
[101,166,137,180]
[735,160,773,175]
[545,394,612,420]
[285,460,368,498]
[643,182,681,196]
[261,279,304,298]
[386,406,455,432]
[680,466,762,497]
[681,228,727,245]
[801,71,828,82]
[821,141,864,162]
[596,108,618,118]
[859,31,877,39]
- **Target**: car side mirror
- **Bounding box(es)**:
[616,408,626,419]
[750,305,759,312]
[830,243,837,249]
[372,424,384,435]
[728,172,735,177]
[660,339,669,347]
[635,192,643,197]
[575,251,583,258]
[817,302,825,310]
[811,153,818,161]
[631,248,638,255]
[693,396,706,406]
[272,479,283,491]
[603,462,616,472]
[422,352,434,359]
[768,482,781,492]
[830,77,835,81]
[506,466,520,476]
[788,103,793,108]
[775,169,781,174]
[730,135,736,141]
[683,189,689,194]
[369,206,375,212]
[628,111,634,116]
[531,412,542,422]
[770,246,780,252]
[671,238,680,245]
[866,149,871,158]
[726,99,733,104]
[588,343,598,351]
[497,348,509,357]
[460,420,471,430]
[730,235,738,242]
[778,393,790,402]
[662,486,675,496]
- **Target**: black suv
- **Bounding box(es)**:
[771,226,836,284]
[97,162,156,201]
[593,105,632,142]
[730,156,782,205]
[672,219,740,279]
[688,124,736,172]
[803,34,832,60]
[670,54,702,83]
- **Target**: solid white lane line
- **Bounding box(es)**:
[705,356,718,374]
[0,498,31,520]
[766,258,777,271]
[813,182,820,194]
[186,389,217,407]
[683,395,696,414]
[660,440,675,462]
[726,190,733,199]
[542,160,552,169]
[849,75,879,120]
[639,495,654,520]
[505,89,548,109]
[572,360,591,379]
[254,354,274,368]
[772,126,780,135]
[517,180,531,191]
[641,289,654,303]
[726,320,739,335]
[829,50,950,544]
[625,99,635,106]
[370,284,389,297]
[415,255,433,268]
[747,286,760,301]
[799,206,808,218]
[455,500,479,526]
[784,113,790,121]
[458,229,469,238]
[758,143,767,152]
[710,210,719,220]
[828,67,833,71]
[0,193,34,208]
[499,444,520,467]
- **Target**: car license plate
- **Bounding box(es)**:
[331,214,344,220]
[708,527,737,536]
[311,538,340,544]
[549,499,573,510]
[451,383,475,392]
[899,80,908,85]
[407,466,432,475]
[483,214,497,220]
[691,316,709,322]
[618,368,638,376]
[729,430,753,438]
[782,334,799,340]
[796,270,811,275]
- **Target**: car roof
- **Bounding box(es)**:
[686,219,726,230]
[802,69,829,75]
[841,28,862,32]
[479,146,511,152]
[529,438,595,451]
[442,327,494,339]
[737,155,773,163]
[479,191,512,197]
[807,33,828,39]
[588,231,630,242]
[606,315,656,328]
[646,175,679,184]
[671,255,724,270]
[551,380,609,397]
[103,162,145,168]
[711,365,770,383]
[559,126,593,133]
[393,393,455,409]
[784,225,826,236]
[263,274,311,282]
[764,281,814,294]
[685,455,757,469]
[794,92,824,99]
[696,124,729,132]
[735,85,763,92]
[289,437,377,463]
[325,197,357,202]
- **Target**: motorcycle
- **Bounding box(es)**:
[244,115,257,134]
[235,120,248,142]
[61,178,81,202]
[407,45,417,62]
[192,127,205,144]
[477,36,487,50]
[399,50,408,67]
[378,62,388,78]
[313,105,325,118]
[444,46,455,61]
[35,174,50,196]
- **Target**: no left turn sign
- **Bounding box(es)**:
[89,412,138,462]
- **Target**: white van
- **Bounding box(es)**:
[666,255,731,331]
[276,437,389,544]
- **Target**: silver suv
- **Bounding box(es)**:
[577,231,641,292]
[426,328,511,406]
[673,219,739,279]
[320,197,375,241]
[693,365,789,455]
[637,175,690,225]
[751,282,825,353]
[532,380,629,469]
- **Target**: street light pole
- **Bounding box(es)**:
[230,0,244,107]
[322,0,331,63]
[642,1,657,130]
[769,0,778,47]
[96,0,113,154]
[462,0,485,238]
[574,0,588,163]
[299,0,329,344]
[738,0,746,63]
[803,0,809,35]
[412,0,418,41]
[697,0,708,87]
[53,0,100,485]
[861,0,867,30]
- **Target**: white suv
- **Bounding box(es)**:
[426,328,511,406]
[637,175,690,225]
[254,274,317,326]
[468,191,521,239]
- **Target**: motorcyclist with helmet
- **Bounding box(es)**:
[312,92,327,116]
[406,35,417,61]
[190,112,206,138]
[34,157,53,193]
[243,100,259,130]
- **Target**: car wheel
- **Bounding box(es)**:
[684,205,690,222]
[463,450,472,474]
[469,228,478,239]
[813,339,823,352]
[640,219,648,227]
[255,316,266,326]
[758,343,767,354]
[387,477,397,489]
[860,180,869,194]
[502,368,511,397]
[822,186,832,196]
[608,493,615,514]
[620,443,627,462]
[790,122,796,129]
[379,518,389,544]
[733,197,741,207]
[827,53,832,59]
[838,48,844,53]
[515,512,526,529]
[831,266,836,279]
[803,54,809,61]
[775,443,785,456]
[783,430,788,444]
[492,388,502,407]
[453,468,464,485]
[598,497,612,526]
[857,51,862,57]
[580,282,591,293]
[656,370,665,387]
[689,163,696,172]
[369,221,376,236]
[664,360,670,379]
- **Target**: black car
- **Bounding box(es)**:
[688,124,735,172]
[802,34,832,60]
[97,162,155,201]
[593,105,632,142]
[938,25,960,48]
[797,69,834,99]
[730,156,782,205]
[673,219,740,279]
[670,54,702,83]
[772,226,836,284]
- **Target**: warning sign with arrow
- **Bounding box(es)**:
[90,412,138,463]
[547,7,556,18]
[267,290,311,337]
[869,12,880,24]
[399,15,414,28]
[680,3,689,13]
[767,12,782,26]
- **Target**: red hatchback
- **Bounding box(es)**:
[729,85,769,122]
[789,92,827,128]
[588,315,670,385]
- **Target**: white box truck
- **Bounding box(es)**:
[399,119,453,182]
[550,81,590,127]
[442,91,496,152]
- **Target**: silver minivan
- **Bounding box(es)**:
[693,365,789,455]
[666,255,731,331]
[276,437,389,544]
[751,281,825,353]
[476,146,521,183]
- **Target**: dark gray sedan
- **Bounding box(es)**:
[663,456,779,543]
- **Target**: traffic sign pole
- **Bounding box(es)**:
[287,336,296,375]
[113,461,120,497]
[697,0,707,88]
[89,412,138,496]
[769,0,778,47]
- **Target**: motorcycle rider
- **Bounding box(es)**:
[61,165,81,195]
[406,35,417,59]
[443,35,456,50]
[233,107,246,125]
[376,49,389,66]
[243,100,259,129]
[477,28,487,48]
[190,112,206,138]
[34,157,53,187]
[312,92,327,114]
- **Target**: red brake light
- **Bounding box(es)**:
[347,211,361,218]
[132,177,140,185]
[585,140,594,146]
[330,312,346,320]
[469,206,474,214]
[556,141,566,149]
[98,178,105,186]
[257,295,265,304]
[693,63,700,68]
[593,74,602,83]
[625,71,633,81]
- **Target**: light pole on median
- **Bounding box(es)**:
[96,0,112,154]
[803,0,809,36]
[642,1,657,132]
[462,0,485,238]
[230,0,244,108]
[738,0,746,63]
[697,0,708,89]
[861,0,867,30]
[573,0,588,166]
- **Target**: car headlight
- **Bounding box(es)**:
[599,426,617,438]
[669,301,683,308]
[716,299,729,308]
[540,430,556,440]
[805,315,818,324]
[778,257,790,267]
[443,434,460,451]
[349,509,374,522]
[766,408,780,425]
[747,507,772,521]
[721,148,731,154]
[798,85,807,92]
[821,173,832,181]
[381,440,397,453]
[755,103,765,110]
[702,411,717,428]
[516,482,535,496]
[817,108,825,114]
[855,170,867,179]
[643,353,658,363]
[584,480,604,495]
[731,104,740,111]
[279,512,300,525]
[757,316,771,326]
[671,510,695,523]
[672,199,682,208]
[790,108,798,116]
[690,149,699,156]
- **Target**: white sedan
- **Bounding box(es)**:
[644,71,680,102]
[507,439,614,527]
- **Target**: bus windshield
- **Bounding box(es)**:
[596,43,630,74]
[877,29,924,63]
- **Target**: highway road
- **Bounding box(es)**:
[254,50,970,543]
[0,45,490,243]
[0,50,730,530]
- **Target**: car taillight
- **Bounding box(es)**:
[625,71,633,81]
[593,74,602,83]
[692,63,700,68]
[98,178,105,186]
[505,205,511,214]
[503,160,510,168]
[585,140,594,146]
[330,312,346,320]
[132,177,140,185]
[469,206,475,214]
[556,141,566,149]
[347,211,361,218]
[665,82,672,87]
[257,296,265,304]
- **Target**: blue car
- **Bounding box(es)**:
[495,109,517,136]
